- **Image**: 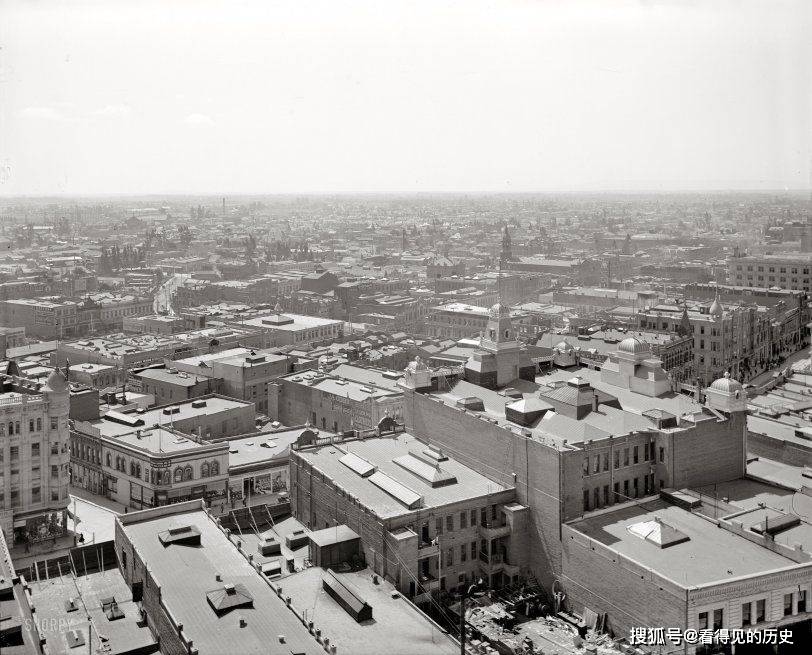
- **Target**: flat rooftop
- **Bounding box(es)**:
[295,432,513,519]
[87,395,253,438]
[569,499,797,587]
[120,506,321,655]
[222,427,305,468]
[242,312,342,331]
[29,563,157,655]
[282,567,458,655]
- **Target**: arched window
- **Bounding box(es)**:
[201,462,210,478]
[130,462,135,476]
[8,422,13,435]
[183,466,192,481]
[15,422,19,435]
[163,470,171,485]
[29,419,35,432]
[173,467,183,483]
[210,460,220,476]
[136,465,141,479]
[106,453,112,467]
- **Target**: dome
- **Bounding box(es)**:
[44,368,68,393]
[709,298,724,318]
[554,340,574,352]
[709,371,743,394]
[617,337,648,355]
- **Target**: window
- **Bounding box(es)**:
[174,468,183,483]
[623,479,629,499]
[210,461,219,476]
[756,599,765,623]
[784,593,793,616]
[51,490,59,501]
[36,418,41,431]
[698,612,708,630]
[201,462,210,477]
[460,512,467,529]
[470,542,476,559]
[583,489,590,511]
[603,485,609,506]
[713,609,723,630]
[106,453,112,467]
[602,453,608,472]
[436,517,443,535]
[10,445,18,460]
[29,419,35,432]
[31,443,40,458]
[51,417,58,430]
[798,590,807,613]
[184,466,192,481]
[633,446,639,464]
[460,544,466,562]
[614,450,620,469]
[470,509,477,527]
[593,487,600,509]
[659,447,665,463]
[51,443,59,455]
[446,548,453,566]
[31,486,41,503]
[583,457,589,475]
[741,602,751,626]
[623,448,629,466]
[592,455,599,474]
[613,482,619,502]
[51,464,59,479]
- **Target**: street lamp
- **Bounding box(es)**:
[459,577,486,655]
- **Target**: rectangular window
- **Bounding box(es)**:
[470,509,477,527]
[446,548,453,567]
[460,544,466,562]
[51,443,59,455]
[798,590,807,613]
[583,457,589,475]
[31,486,41,503]
[446,515,453,532]
[51,464,59,479]
[698,612,708,630]
[51,490,59,501]
[593,488,600,509]
[623,479,629,499]
[659,447,665,463]
[784,593,793,616]
[614,450,620,469]
[713,608,723,630]
[460,511,467,529]
[613,482,619,503]
[470,541,476,559]
[633,478,639,497]
[756,599,765,623]
[435,517,443,535]
[602,453,608,472]
[603,485,609,505]
[10,446,18,461]
[51,417,58,430]
[583,489,589,511]
[633,446,639,464]
[623,448,629,466]
[592,455,599,474]
[31,443,40,458]
[741,602,751,626]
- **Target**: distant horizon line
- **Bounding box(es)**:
[1,188,810,201]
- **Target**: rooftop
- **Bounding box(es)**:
[119,505,321,655]
[294,432,513,519]
[568,498,797,587]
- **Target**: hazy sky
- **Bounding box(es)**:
[1,0,809,195]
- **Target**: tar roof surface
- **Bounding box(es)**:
[295,432,512,519]
[569,499,796,587]
[121,508,321,655]
[282,567,459,655]
[29,567,156,655]
[224,428,303,467]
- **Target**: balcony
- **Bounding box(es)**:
[479,550,504,566]
[479,522,511,540]
[417,540,439,557]
[418,572,440,591]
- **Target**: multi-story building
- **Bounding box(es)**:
[289,427,526,600]
[239,307,343,349]
[400,336,748,595]
[728,254,812,291]
[70,394,255,507]
[425,302,532,340]
[638,297,805,385]
[270,363,405,432]
[0,369,71,544]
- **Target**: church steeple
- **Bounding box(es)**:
[500,225,512,268]
[678,303,692,336]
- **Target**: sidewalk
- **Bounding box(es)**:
[69,486,127,514]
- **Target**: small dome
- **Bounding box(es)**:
[617,337,648,355]
[44,368,68,393]
[554,340,574,352]
[709,371,743,393]
[709,298,723,318]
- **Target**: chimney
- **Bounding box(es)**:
[593,392,599,412]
